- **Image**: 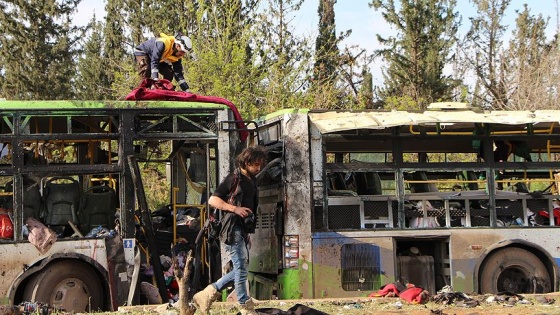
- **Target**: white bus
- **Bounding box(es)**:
[247,104,560,300]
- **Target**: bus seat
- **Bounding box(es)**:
[43,177,80,226]
[5,179,42,220]
[79,185,117,234]
[408,172,438,193]
[327,172,359,196]
[355,172,382,195]
[328,172,347,190]
[457,171,479,191]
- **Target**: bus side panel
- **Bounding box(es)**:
[0,239,109,301]
[277,181,313,299]
[249,198,280,274]
[449,229,560,293]
[448,229,500,293]
[283,112,313,299]
[311,234,395,298]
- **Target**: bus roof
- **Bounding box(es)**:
[308,110,560,134]
[0,100,229,110]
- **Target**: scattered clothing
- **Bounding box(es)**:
[369,282,429,304]
[25,217,57,254]
[256,304,329,315]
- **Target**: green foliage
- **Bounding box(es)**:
[311,0,370,110]
[504,4,553,110]
[464,0,511,109]
[102,0,130,99]
[382,95,421,111]
[253,0,314,112]
[184,0,264,118]
[358,68,374,108]
[314,0,339,85]
[141,166,169,211]
[76,19,109,100]
[111,61,139,100]
[371,0,460,110]
[0,0,85,100]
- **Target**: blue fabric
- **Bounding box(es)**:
[213,227,250,304]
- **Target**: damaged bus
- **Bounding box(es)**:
[0,98,245,312]
[248,103,560,300]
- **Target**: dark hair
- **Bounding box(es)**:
[236,146,267,169]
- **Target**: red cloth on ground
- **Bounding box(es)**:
[398,287,428,304]
[125,79,248,141]
[368,283,400,297]
[369,283,429,304]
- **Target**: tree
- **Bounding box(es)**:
[505,5,553,110]
[313,0,339,85]
[186,0,264,118]
[253,0,314,112]
[358,66,375,108]
[102,0,131,99]
[0,0,85,100]
[123,0,147,45]
[462,0,510,109]
[338,46,374,109]
[75,18,108,100]
[311,0,363,110]
[370,0,460,110]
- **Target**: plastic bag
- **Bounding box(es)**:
[0,213,13,239]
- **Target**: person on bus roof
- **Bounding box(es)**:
[133,32,191,91]
[193,146,267,315]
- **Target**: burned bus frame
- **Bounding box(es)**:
[249,107,560,300]
[0,100,240,311]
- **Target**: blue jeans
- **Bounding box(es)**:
[213,227,250,304]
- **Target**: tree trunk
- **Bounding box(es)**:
[175,250,196,315]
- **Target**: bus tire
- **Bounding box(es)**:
[480,247,551,294]
[22,260,103,312]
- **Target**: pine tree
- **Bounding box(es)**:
[313,0,339,85]
[0,0,84,100]
[124,0,147,45]
[359,67,374,108]
[103,0,131,98]
[371,0,460,110]
[312,0,363,109]
[186,0,263,118]
[76,18,108,100]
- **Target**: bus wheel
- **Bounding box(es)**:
[22,260,103,312]
[480,247,551,294]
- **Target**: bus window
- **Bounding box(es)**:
[0,99,242,312]
[249,108,560,300]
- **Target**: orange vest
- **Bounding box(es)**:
[156,33,180,63]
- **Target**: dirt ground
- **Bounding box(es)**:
[117,293,560,315]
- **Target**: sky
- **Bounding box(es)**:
[75,0,558,84]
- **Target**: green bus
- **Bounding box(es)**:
[0,99,244,312]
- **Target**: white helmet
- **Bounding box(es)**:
[175,35,192,53]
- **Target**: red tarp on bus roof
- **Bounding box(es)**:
[125,79,248,141]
